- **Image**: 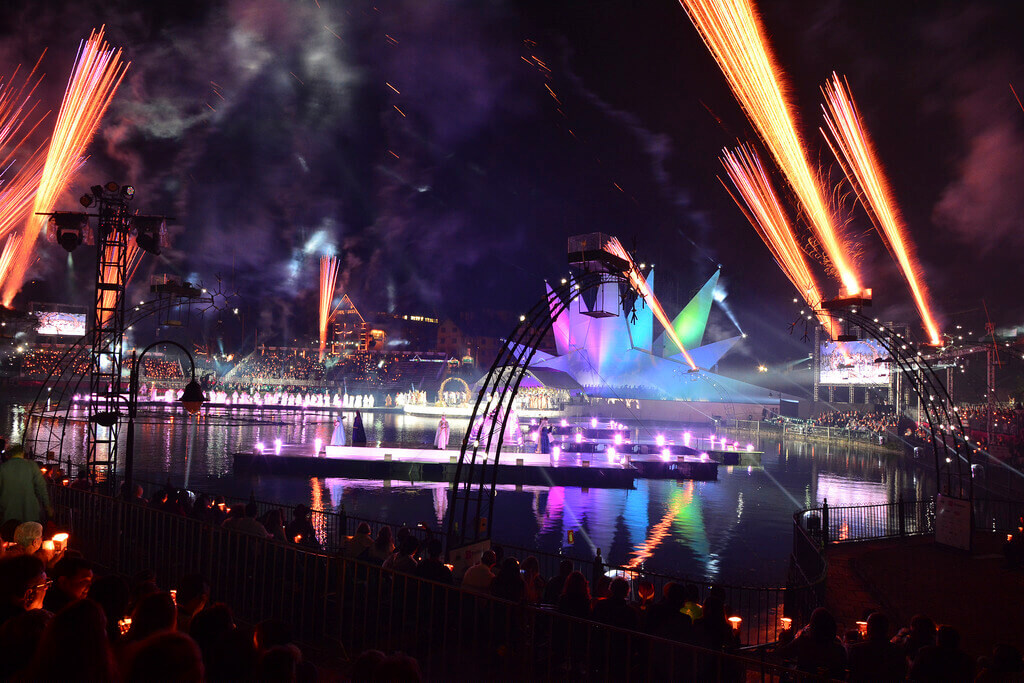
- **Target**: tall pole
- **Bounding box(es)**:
[87,184,133,488]
[123,339,203,500]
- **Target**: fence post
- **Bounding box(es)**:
[898,495,906,537]
[821,498,830,546]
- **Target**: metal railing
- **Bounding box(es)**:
[48,484,831,681]
[130,479,820,646]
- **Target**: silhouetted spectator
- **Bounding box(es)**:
[593,576,638,630]
[543,559,573,605]
[175,574,210,633]
[976,643,1024,681]
[383,536,419,574]
[413,539,452,585]
[374,653,422,681]
[254,619,292,654]
[89,574,130,642]
[260,508,288,542]
[42,556,92,614]
[0,446,53,524]
[0,554,48,626]
[491,557,526,602]
[777,607,846,678]
[847,612,905,682]
[223,502,272,538]
[11,521,43,556]
[893,614,937,661]
[681,582,703,622]
[351,649,386,680]
[23,599,117,681]
[461,550,496,592]
[910,624,973,681]
[0,608,50,679]
[557,570,591,620]
[125,631,205,682]
[285,505,320,550]
[352,411,368,446]
[369,526,394,564]
[127,591,176,642]
[344,522,374,559]
[645,582,692,642]
[522,555,546,604]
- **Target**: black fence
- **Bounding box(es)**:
[49,484,831,681]
[132,479,819,646]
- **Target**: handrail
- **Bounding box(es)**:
[47,482,830,681]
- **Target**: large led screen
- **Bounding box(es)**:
[34,311,86,337]
[818,339,890,386]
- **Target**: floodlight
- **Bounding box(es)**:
[132,215,166,255]
[50,212,89,252]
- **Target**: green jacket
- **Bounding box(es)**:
[0,457,51,524]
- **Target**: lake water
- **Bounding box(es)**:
[2,393,936,585]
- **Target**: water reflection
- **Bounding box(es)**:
[5,401,936,584]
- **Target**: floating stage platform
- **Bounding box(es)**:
[233,445,638,488]
[231,443,746,487]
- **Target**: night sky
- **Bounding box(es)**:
[2,0,1023,364]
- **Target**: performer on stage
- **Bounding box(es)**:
[538,417,552,454]
[435,415,451,450]
[330,416,346,446]
[352,411,367,446]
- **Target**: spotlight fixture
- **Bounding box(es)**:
[91,185,104,197]
[121,185,135,199]
[50,212,89,252]
[179,379,206,415]
[79,194,94,208]
[132,215,166,255]
[105,181,119,192]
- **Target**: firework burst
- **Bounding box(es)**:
[720,144,836,337]
[319,255,341,359]
[678,0,860,295]
[821,73,941,344]
[1,27,129,306]
[603,236,697,368]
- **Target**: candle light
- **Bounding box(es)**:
[1008,534,1014,543]
[856,621,867,636]
[51,533,69,551]
[728,616,742,631]
[42,540,54,552]
[781,617,792,629]
[119,617,132,635]
[170,589,177,605]
[294,535,302,543]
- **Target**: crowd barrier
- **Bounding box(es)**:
[133,480,822,646]
[48,484,830,681]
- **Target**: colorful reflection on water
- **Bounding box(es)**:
[5,401,934,584]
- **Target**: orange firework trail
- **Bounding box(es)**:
[603,236,697,368]
[0,56,50,243]
[2,27,129,306]
[678,0,861,295]
[821,74,941,345]
[319,255,340,359]
[0,236,22,290]
[720,145,836,338]
[98,240,142,326]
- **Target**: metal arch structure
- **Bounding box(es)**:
[446,270,635,549]
[22,292,211,483]
[820,309,973,501]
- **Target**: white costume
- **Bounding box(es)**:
[435,416,451,450]
[331,418,347,446]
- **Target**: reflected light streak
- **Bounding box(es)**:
[679,0,859,294]
[625,486,687,570]
[821,73,941,344]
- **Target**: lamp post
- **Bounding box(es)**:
[124,340,206,500]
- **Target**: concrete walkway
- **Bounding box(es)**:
[824,533,1022,658]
